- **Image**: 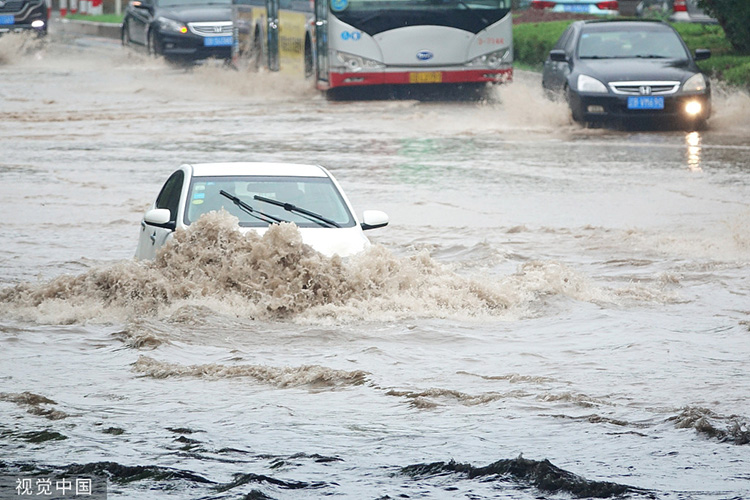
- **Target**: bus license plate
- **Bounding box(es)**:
[627,96,664,110]
[0,15,15,25]
[409,72,442,84]
[204,36,232,47]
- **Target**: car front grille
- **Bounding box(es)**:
[187,21,232,37]
[609,81,681,95]
[0,1,24,13]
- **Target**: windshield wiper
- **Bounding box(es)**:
[253,195,341,228]
[635,54,668,59]
[219,190,287,225]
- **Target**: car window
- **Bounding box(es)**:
[155,170,184,222]
[184,175,356,228]
[578,28,688,59]
[554,25,574,52]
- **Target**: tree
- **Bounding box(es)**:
[697,0,750,53]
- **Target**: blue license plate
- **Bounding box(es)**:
[627,96,664,110]
[563,4,590,12]
[0,15,15,25]
[204,36,232,47]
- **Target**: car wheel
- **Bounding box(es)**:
[565,85,584,123]
[147,30,160,57]
[121,21,130,46]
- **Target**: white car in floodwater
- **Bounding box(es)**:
[135,162,389,260]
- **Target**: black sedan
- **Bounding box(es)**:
[542,20,711,129]
[121,0,233,62]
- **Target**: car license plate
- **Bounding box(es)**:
[409,72,442,84]
[0,15,15,25]
[563,4,590,12]
[204,36,232,47]
[627,96,665,110]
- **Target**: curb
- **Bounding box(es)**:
[53,17,121,39]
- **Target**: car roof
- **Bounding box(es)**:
[186,162,329,178]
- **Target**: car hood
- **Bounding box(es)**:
[156,5,231,23]
[575,58,698,84]
[238,226,371,258]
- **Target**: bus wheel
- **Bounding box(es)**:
[304,36,313,78]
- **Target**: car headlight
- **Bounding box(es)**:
[577,74,608,93]
[683,73,707,93]
[334,52,384,72]
[467,48,511,69]
[157,17,188,34]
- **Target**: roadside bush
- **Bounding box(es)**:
[513,21,571,69]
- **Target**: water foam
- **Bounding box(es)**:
[0,211,676,325]
[709,83,750,132]
[132,355,368,388]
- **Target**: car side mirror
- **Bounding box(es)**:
[549,49,568,63]
[694,49,711,61]
[144,208,173,227]
[360,210,388,231]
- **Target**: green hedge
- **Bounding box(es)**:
[513,20,750,88]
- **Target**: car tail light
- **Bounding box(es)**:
[531,0,557,9]
[596,0,618,9]
[674,0,687,12]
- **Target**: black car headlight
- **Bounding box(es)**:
[157,16,188,34]
[682,73,707,93]
[577,74,608,93]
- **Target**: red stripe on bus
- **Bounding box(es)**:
[329,68,513,88]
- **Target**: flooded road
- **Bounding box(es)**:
[1,27,750,499]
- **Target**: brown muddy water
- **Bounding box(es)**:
[1,27,750,499]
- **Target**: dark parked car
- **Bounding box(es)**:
[0,0,48,35]
[542,20,711,129]
[121,0,233,62]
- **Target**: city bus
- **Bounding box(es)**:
[231,0,513,93]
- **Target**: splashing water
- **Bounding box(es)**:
[0,212,677,325]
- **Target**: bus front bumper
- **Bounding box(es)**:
[327,68,513,88]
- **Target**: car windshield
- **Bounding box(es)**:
[184,175,356,228]
[578,27,688,59]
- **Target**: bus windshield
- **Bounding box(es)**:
[331,0,511,35]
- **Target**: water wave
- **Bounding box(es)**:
[0,211,678,325]
[132,355,369,389]
[0,391,68,420]
[669,406,750,445]
[401,456,648,498]
[385,387,526,409]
